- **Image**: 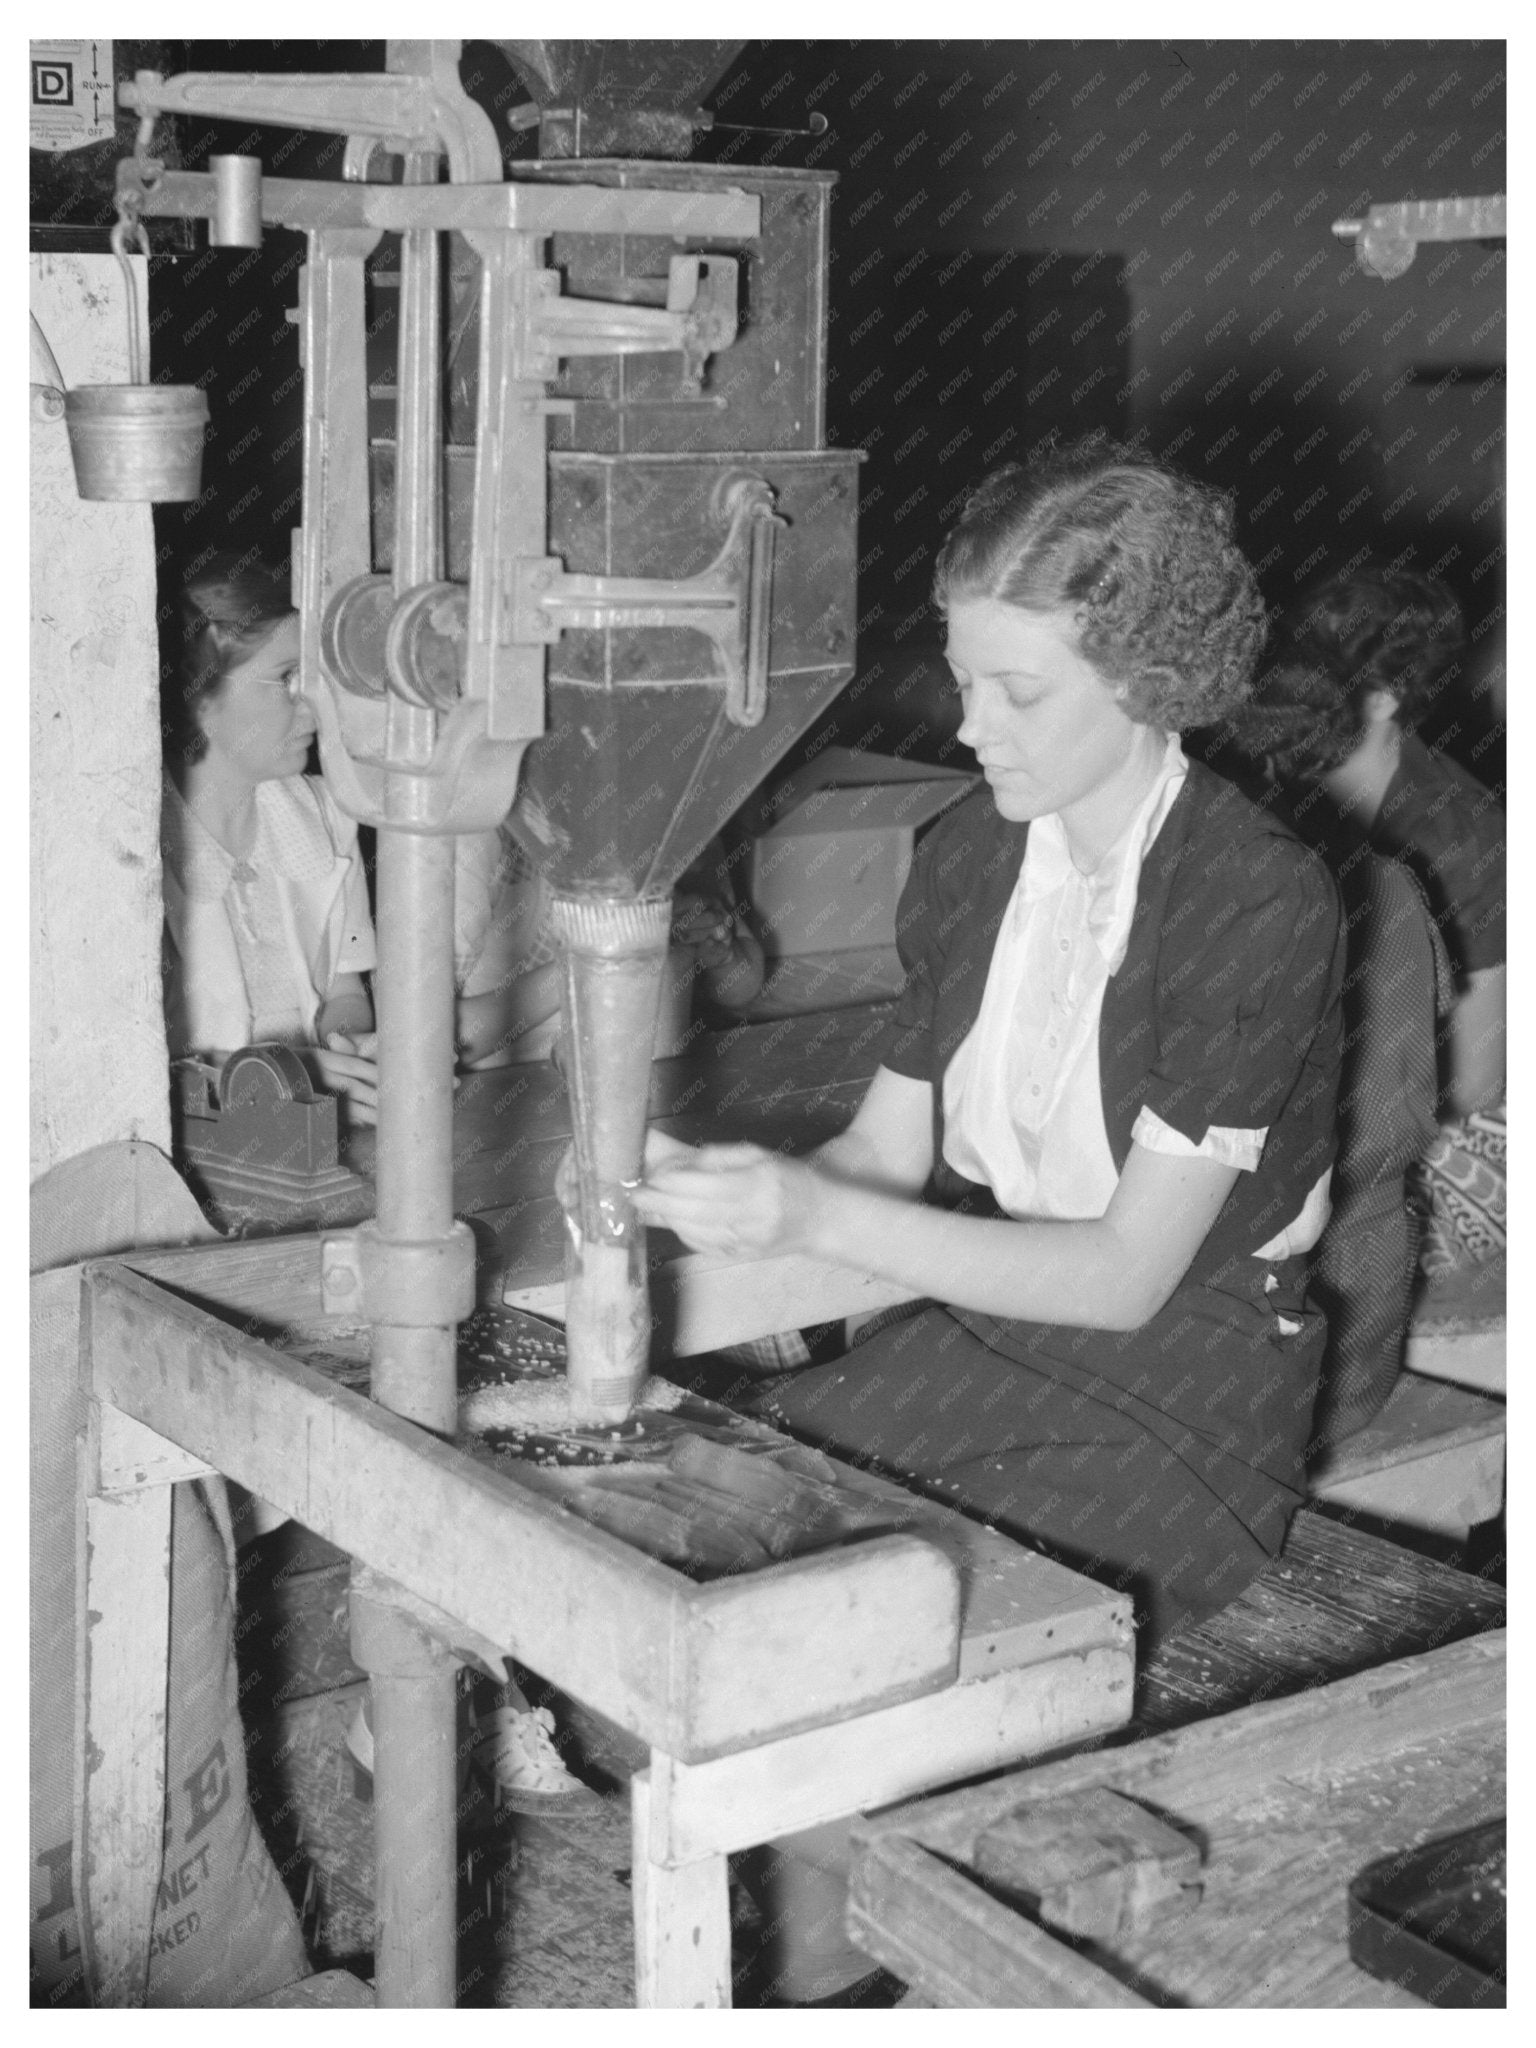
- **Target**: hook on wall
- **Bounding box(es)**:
[30,313,67,421]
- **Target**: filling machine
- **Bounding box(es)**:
[104,35,875,2003]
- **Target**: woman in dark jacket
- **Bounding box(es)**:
[641,442,1345,1648]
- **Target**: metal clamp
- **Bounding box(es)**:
[320,1220,477,1326]
[514,473,784,728]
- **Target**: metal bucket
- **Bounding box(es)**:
[63,384,209,503]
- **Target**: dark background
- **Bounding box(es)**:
[35,38,1504,793]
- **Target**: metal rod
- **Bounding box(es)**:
[364,136,459,2010]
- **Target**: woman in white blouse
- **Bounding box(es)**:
[160,558,380,1118]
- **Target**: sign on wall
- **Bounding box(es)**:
[31,39,116,153]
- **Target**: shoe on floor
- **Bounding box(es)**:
[345,1699,602,1815]
[464,1701,603,1814]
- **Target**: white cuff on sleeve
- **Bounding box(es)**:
[1131,1104,1268,1172]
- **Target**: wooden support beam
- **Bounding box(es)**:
[849,1833,1150,2009]
[73,1481,171,2007]
[95,1406,215,1494]
[641,1646,1132,1866]
[631,1769,733,2009]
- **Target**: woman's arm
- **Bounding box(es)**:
[308,973,378,1123]
[1443,965,1505,1118]
[457,959,564,1067]
[636,1089,1240,1334]
[316,973,373,1043]
[807,1064,935,1195]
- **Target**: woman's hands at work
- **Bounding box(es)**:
[309,1031,379,1127]
[632,1129,824,1258]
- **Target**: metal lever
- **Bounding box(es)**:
[121,52,501,184]
[1332,193,1506,281]
[514,475,784,728]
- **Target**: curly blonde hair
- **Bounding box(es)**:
[932,439,1267,729]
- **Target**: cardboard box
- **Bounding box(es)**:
[746,747,978,960]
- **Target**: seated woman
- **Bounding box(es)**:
[634,442,1346,2003]
[1253,568,1505,1285]
[1227,652,1453,1443]
[161,556,379,1116]
[641,442,1345,1648]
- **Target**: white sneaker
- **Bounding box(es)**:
[465,1701,602,1813]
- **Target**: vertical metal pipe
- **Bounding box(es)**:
[372,828,459,1422]
[362,130,459,2009]
[364,827,460,2011]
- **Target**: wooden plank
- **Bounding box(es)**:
[849,1834,1148,2009]
[1404,1320,1505,1395]
[631,1768,732,2009]
[1308,1373,1505,1539]
[1121,1744,1502,2007]
[95,1404,215,1492]
[73,1482,172,2007]
[678,1537,961,1759]
[1134,1508,1505,1736]
[82,1263,962,1761]
[123,1233,329,1333]
[1311,1433,1505,1538]
[864,1632,1504,1866]
[850,1637,1505,2010]
[1310,1374,1504,1480]
[646,1646,1132,1864]
[505,1246,917,1357]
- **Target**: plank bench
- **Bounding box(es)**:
[1308,1370,1505,1543]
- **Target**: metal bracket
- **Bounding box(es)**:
[1332,193,1506,281]
[524,255,739,390]
[320,1221,478,1326]
[120,46,502,185]
[514,474,785,728]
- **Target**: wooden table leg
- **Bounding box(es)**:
[73,1482,172,2006]
[631,1759,733,2008]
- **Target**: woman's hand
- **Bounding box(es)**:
[632,1131,824,1259]
[309,1031,380,1127]
[670,890,736,969]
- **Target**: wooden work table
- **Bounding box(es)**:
[75,994,1139,2007]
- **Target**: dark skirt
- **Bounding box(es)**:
[743,1255,1326,1653]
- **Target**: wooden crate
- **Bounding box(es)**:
[848,1632,1505,2008]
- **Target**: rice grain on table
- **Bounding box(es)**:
[458,1375,688,1438]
